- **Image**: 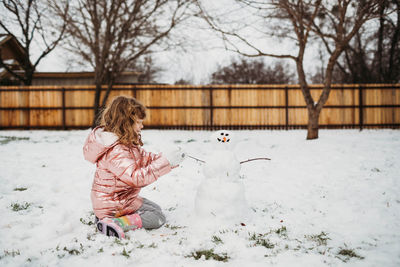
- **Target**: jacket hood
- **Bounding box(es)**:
[83,127,119,163]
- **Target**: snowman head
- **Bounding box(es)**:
[210,130,234,149]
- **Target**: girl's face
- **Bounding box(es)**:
[133,119,144,135]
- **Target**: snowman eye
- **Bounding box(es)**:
[225,133,229,136]
[220,133,224,136]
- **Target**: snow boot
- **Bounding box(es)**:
[96,217,125,239]
[113,213,143,232]
[96,214,142,239]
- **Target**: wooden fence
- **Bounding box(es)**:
[0,84,399,130]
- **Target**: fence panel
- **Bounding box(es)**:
[0,84,399,129]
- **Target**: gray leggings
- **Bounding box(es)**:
[136,198,166,229]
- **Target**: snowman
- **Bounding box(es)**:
[194,130,249,224]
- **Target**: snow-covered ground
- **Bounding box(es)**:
[0,129,399,266]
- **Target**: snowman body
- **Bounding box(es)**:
[202,150,241,181]
[194,131,248,223]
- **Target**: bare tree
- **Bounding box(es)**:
[331,0,400,83]
[197,0,383,139]
[0,0,69,85]
[55,0,195,127]
[210,57,294,84]
[134,56,163,84]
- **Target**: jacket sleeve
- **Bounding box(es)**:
[139,148,159,166]
[106,146,171,188]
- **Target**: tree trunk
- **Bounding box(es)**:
[100,77,116,109]
[307,107,320,140]
[376,1,386,82]
[295,53,319,140]
[92,106,102,128]
[91,83,102,128]
[24,67,34,85]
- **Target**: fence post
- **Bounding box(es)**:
[62,87,66,130]
[359,85,363,131]
[209,87,213,129]
[285,86,289,130]
[392,86,396,129]
[27,88,31,129]
[132,87,137,98]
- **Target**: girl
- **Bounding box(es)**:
[83,96,184,238]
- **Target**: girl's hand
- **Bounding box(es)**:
[164,148,186,167]
[171,165,179,169]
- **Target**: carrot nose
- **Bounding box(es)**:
[223,137,227,142]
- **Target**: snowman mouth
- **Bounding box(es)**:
[217,137,230,143]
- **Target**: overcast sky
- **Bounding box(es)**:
[34,0,321,85]
[35,8,242,85]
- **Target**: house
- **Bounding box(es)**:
[0,34,141,85]
[0,34,29,85]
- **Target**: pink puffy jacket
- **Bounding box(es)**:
[83,127,171,219]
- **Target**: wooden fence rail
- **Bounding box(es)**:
[0,84,399,130]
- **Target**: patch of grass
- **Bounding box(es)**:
[63,246,81,256]
[249,226,288,249]
[0,249,21,259]
[212,235,223,245]
[86,233,95,241]
[80,217,94,226]
[249,232,260,241]
[337,248,365,262]
[256,238,275,249]
[189,249,229,262]
[114,238,124,246]
[249,233,275,249]
[0,136,30,145]
[148,242,158,248]
[306,232,330,246]
[218,229,230,234]
[275,226,287,237]
[121,248,130,258]
[136,243,145,249]
[164,224,184,230]
[186,139,196,143]
[13,187,28,191]
[10,202,31,212]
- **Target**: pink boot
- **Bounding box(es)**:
[96,217,125,239]
[96,214,142,239]
[113,213,143,232]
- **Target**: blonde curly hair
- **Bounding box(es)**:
[100,96,146,146]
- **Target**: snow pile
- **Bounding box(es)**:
[0,129,399,266]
